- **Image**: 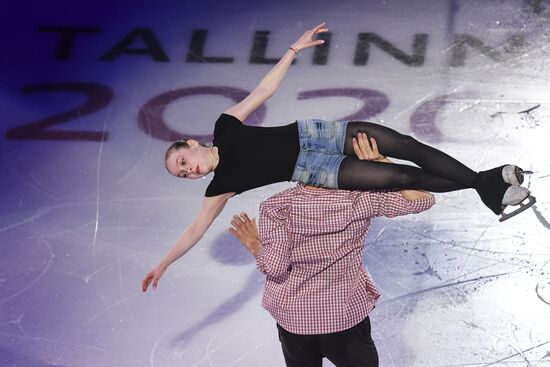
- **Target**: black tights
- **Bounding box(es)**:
[338,121,477,192]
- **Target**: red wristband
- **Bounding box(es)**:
[289,46,298,54]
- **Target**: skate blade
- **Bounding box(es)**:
[499,195,536,222]
[504,166,533,186]
[513,168,533,186]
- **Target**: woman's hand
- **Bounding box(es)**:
[142,263,168,292]
[352,132,387,161]
[290,22,328,52]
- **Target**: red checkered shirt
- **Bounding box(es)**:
[257,184,435,335]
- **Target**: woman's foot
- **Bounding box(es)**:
[502,165,533,186]
[500,186,536,222]
[474,167,536,221]
[502,186,531,206]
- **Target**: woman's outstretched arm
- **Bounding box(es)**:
[224,22,328,122]
[142,192,234,292]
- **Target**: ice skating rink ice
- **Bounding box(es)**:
[1,0,550,366]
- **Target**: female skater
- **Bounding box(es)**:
[142,22,535,292]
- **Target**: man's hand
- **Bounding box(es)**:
[352,132,387,162]
[228,212,262,258]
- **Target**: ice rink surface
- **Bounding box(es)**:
[1,0,550,366]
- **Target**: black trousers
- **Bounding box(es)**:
[276,317,379,367]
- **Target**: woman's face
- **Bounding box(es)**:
[166,140,211,179]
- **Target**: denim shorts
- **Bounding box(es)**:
[291,119,349,189]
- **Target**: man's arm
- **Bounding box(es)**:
[229,202,291,278]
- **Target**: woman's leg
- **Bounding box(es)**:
[339,121,535,219]
[343,121,477,188]
[338,157,467,192]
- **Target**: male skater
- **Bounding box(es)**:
[229,133,434,367]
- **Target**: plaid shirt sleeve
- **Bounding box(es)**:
[256,199,292,279]
[367,190,435,218]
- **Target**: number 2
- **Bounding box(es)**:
[5,82,113,141]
